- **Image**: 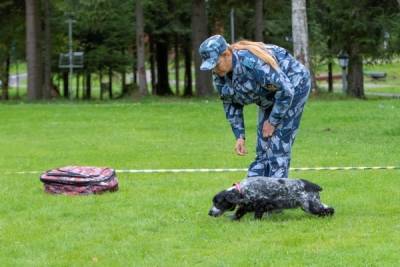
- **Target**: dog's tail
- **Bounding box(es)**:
[300,179,322,192]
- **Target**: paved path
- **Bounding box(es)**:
[365,92,400,98]
[7,73,400,98]
[9,74,27,87]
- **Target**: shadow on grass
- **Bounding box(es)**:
[218,209,335,223]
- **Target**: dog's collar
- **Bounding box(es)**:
[234,182,242,193]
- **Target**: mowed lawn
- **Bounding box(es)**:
[0,96,399,266]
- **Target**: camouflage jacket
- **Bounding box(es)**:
[213,44,310,140]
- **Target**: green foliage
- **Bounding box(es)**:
[207,0,292,46]
[263,0,292,47]
[142,0,192,48]
[0,0,24,91]
[2,0,399,100]
[309,0,400,59]
[71,0,134,72]
[0,0,25,62]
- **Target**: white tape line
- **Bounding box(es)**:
[4,166,399,175]
[12,171,42,174]
[115,166,400,173]
[115,168,248,173]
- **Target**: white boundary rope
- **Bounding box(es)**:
[117,166,400,173]
[5,166,400,175]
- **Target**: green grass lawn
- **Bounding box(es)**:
[0,97,399,266]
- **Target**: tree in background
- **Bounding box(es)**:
[2,0,399,101]
[74,0,133,99]
[43,0,52,99]
[308,1,334,92]
[192,0,212,96]
[311,0,400,98]
[144,0,173,95]
[135,0,148,96]
[291,0,319,92]
[0,0,25,100]
[25,0,43,100]
[291,0,310,68]
[255,0,264,41]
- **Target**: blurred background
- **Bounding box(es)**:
[0,0,399,101]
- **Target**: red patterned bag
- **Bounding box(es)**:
[40,166,119,195]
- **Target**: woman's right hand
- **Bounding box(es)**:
[235,138,248,156]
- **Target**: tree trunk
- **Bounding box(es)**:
[310,67,318,93]
[291,0,310,69]
[76,73,80,98]
[135,0,148,96]
[347,52,364,98]
[213,18,225,35]
[174,35,180,96]
[132,49,137,85]
[121,49,127,96]
[99,71,103,100]
[149,34,156,94]
[155,37,173,95]
[183,39,193,97]
[328,61,333,92]
[63,72,69,98]
[327,38,333,92]
[43,0,52,99]
[1,55,10,100]
[57,74,61,94]
[85,70,91,100]
[192,0,212,96]
[255,0,264,41]
[108,67,113,99]
[121,70,126,95]
[26,0,43,100]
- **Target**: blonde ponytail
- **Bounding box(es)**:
[230,40,278,69]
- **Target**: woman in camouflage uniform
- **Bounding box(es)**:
[199,35,311,178]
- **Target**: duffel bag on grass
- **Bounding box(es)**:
[40,166,119,195]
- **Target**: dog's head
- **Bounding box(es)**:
[208,188,242,217]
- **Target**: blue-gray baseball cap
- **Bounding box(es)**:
[199,35,229,71]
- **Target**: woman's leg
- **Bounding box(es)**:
[247,106,272,177]
[247,78,311,178]
[266,78,311,178]
[266,100,307,178]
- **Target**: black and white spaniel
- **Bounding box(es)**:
[209,176,334,220]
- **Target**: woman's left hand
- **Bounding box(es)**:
[262,121,275,138]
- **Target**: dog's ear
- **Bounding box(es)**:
[225,190,242,204]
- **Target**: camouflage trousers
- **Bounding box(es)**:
[247,77,311,178]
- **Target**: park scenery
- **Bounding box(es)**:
[1,0,400,266]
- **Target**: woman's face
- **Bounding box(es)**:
[213,50,232,77]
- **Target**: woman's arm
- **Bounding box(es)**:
[223,102,245,140]
[213,75,246,140]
